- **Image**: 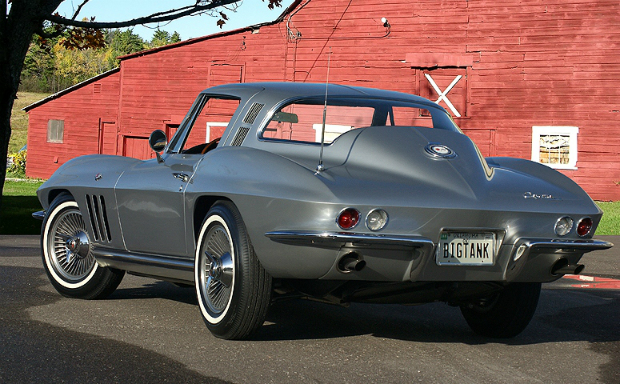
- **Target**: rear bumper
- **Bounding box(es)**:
[266,231,613,282]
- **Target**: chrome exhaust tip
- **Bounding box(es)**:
[337,252,366,273]
[551,258,585,275]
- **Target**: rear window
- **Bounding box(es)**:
[261,97,458,144]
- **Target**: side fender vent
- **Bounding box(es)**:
[85,194,112,242]
[231,127,250,146]
[243,103,264,124]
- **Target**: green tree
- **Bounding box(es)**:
[105,28,146,67]
[0,0,283,210]
[20,36,56,92]
[150,29,173,48]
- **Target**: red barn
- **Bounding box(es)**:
[25,0,620,200]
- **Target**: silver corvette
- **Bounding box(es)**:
[35,82,612,340]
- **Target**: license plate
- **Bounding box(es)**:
[435,232,495,265]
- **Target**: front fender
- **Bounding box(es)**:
[37,155,142,210]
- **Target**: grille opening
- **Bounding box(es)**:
[243,103,264,124]
[85,194,112,242]
[231,127,250,146]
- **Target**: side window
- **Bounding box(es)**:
[531,126,579,170]
[174,96,240,153]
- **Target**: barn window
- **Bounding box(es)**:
[47,119,64,143]
[531,126,578,170]
[206,122,228,141]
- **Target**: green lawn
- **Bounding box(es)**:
[2,178,619,235]
[0,180,44,235]
[596,201,620,236]
[10,92,50,153]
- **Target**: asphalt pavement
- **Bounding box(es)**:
[0,234,618,384]
[577,235,618,278]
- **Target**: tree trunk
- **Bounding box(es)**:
[0,0,63,211]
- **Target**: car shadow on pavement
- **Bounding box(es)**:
[1,266,226,384]
[109,280,198,305]
[96,278,619,347]
[256,288,619,347]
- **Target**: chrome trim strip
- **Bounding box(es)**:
[32,210,46,221]
[266,230,434,249]
[92,247,194,282]
[516,238,613,255]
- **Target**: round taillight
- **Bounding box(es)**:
[577,217,593,237]
[554,216,574,236]
[366,209,389,231]
[337,208,360,230]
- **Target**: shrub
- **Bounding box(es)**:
[8,150,27,177]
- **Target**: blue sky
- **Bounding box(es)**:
[54,0,294,41]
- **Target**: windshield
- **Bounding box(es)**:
[261,97,461,144]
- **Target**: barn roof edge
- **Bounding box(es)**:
[117,0,304,61]
[22,67,120,112]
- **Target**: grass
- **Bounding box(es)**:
[0,179,45,235]
[2,178,618,235]
[596,201,620,236]
[9,92,50,153]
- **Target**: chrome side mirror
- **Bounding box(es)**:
[149,130,167,163]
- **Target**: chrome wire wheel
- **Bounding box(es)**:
[43,201,98,289]
[50,209,94,281]
[199,221,235,320]
[195,202,272,340]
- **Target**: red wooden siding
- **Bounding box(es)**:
[26,70,120,179]
[25,0,620,200]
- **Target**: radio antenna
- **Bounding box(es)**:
[316,48,332,173]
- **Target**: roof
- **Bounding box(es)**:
[23,68,120,112]
[23,1,304,112]
[117,0,304,61]
[203,82,440,108]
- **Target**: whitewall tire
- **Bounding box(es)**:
[195,201,271,340]
[41,193,124,299]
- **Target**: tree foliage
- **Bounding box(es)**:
[0,0,283,211]
[20,27,185,93]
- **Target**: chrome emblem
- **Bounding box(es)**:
[523,191,558,200]
[94,173,102,181]
[425,144,456,159]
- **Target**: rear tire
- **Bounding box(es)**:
[195,201,272,340]
[460,282,541,338]
[41,193,124,299]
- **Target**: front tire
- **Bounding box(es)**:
[195,201,271,340]
[460,282,541,338]
[41,193,124,299]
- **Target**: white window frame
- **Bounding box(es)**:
[313,124,353,144]
[206,122,228,141]
[531,126,579,170]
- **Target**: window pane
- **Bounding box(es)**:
[390,107,434,128]
[47,120,64,143]
[539,134,570,165]
[182,97,240,152]
[263,104,375,143]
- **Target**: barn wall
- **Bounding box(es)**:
[115,25,290,156]
[25,0,620,200]
[283,0,620,200]
[26,71,121,179]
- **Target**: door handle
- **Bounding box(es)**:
[173,173,190,182]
